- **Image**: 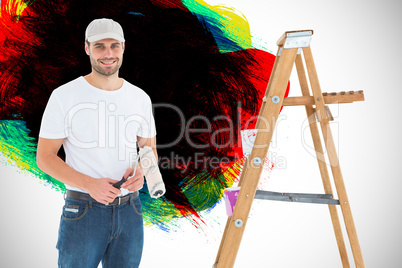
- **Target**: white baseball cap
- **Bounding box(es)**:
[85,18,125,42]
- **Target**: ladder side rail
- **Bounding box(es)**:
[303,46,365,268]
[295,53,350,267]
[214,45,282,267]
[215,46,299,268]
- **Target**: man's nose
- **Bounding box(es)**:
[104,47,113,58]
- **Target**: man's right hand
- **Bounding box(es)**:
[37,138,121,205]
[86,178,121,204]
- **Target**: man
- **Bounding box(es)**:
[36,18,157,267]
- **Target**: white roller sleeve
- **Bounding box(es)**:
[139,146,166,198]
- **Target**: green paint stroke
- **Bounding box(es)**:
[183,0,252,53]
[140,167,239,231]
[0,120,65,191]
[181,170,231,212]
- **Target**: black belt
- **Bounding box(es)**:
[66,190,139,205]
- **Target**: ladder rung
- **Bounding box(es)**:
[255,190,340,205]
[282,90,364,106]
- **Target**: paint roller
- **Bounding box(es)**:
[113,146,165,198]
[138,146,166,198]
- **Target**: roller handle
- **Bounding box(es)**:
[112,177,127,189]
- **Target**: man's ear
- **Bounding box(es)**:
[85,41,90,55]
[122,42,125,53]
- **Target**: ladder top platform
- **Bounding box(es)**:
[277,30,314,48]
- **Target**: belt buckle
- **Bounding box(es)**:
[106,196,122,206]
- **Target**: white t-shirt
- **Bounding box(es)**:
[39,76,156,195]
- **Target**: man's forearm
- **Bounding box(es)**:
[36,152,94,191]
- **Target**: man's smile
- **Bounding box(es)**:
[99,59,117,66]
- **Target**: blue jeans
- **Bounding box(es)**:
[56,193,144,268]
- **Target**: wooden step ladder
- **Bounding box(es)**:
[213,30,365,268]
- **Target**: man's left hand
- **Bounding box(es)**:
[121,166,144,192]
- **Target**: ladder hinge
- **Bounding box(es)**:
[284,30,313,49]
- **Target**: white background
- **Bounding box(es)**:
[1,0,401,267]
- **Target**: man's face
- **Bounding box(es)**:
[85,38,125,76]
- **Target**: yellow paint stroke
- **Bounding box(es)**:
[0,0,29,19]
